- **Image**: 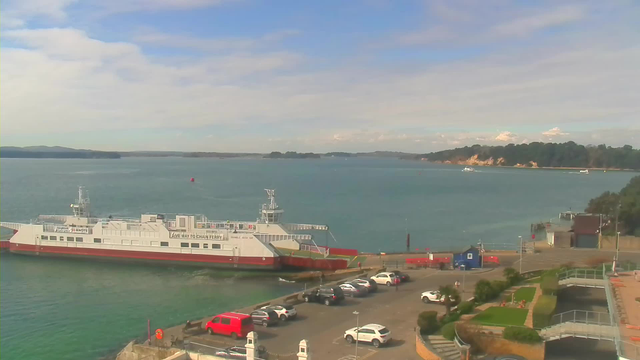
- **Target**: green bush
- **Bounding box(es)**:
[441,322,457,341]
[541,276,559,295]
[503,267,522,286]
[418,311,439,334]
[491,280,508,294]
[457,301,475,315]
[474,280,494,302]
[503,326,543,343]
[440,312,461,325]
[532,295,557,328]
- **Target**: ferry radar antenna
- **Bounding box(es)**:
[264,189,277,210]
[71,186,91,218]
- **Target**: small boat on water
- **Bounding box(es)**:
[579,169,589,174]
[462,167,476,172]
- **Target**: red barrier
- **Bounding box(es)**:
[0,241,9,249]
[328,247,358,257]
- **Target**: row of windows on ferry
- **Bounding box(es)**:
[40,235,222,249]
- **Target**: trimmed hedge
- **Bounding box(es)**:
[503,326,543,344]
[457,301,475,315]
[541,275,559,295]
[532,295,557,328]
[440,312,461,325]
[418,311,439,334]
[441,322,456,341]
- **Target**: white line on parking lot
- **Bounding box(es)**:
[332,335,344,344]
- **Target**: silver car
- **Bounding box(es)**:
[339,282,368,297]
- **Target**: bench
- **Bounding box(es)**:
[182,320,203,334]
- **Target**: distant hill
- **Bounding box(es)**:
[0,146,120,159]
[415,142,640,170]
[264,151,321,159]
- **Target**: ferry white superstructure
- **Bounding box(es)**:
[0,187,336,270]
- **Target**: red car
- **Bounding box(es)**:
[205,312,254,340]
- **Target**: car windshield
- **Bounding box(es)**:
[379,327,390,335]
[267,310,278,317]
[282,305,294,310]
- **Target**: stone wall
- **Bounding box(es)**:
[600,236,640,251]
[116,342,181,360]
[475,334,545,360]
[415,328,442,360]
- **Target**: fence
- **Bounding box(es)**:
[557,269,604,281]
[299,244,359,257]
[184,340,272,360]
[549,310,612,327]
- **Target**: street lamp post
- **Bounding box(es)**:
[519,236,523,274]
[353,311,360,359]
[616,231,621,262]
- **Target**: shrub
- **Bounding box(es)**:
[440,312,461,325]
[503,326,542,343]
[458,301,475,315]
[503,267,522,286]
[474,280,494,302]
[418,311,439,334]
[532,295,557,328]
[491,280,508,294]
[541,276,559,295]
[441,322,457,341]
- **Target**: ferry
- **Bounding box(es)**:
[462,166,476,172]
[0,187,344,270]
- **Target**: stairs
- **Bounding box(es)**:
[427,335,460,360]
[540,322,616,341]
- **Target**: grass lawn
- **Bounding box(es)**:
[514,287,536,303]
[525,277,542,284]
[472,307,528,326]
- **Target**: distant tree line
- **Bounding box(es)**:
[325,152,353,157]
[418,142,640,169]
[585,176,640,236]
[0,150,120,159]
[264,151,321,159]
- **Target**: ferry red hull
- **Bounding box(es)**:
[9,243,280,270]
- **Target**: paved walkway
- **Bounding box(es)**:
[540,322,616,341]
[611,271,640,358]
[524,284,541,328]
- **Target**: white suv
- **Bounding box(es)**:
[260,304,297,321]
[344,324,392,348]
[370,272,398,286]
[421,290,455,304]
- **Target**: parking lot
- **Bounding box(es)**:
[187,267,502,360]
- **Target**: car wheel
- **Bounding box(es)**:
[207,328,214,335]
[304,296,310,303]
[262,320,269,327]
[231,333,238,340]
[372,339,381,348]
[422,297,430,303]
[386,281,391,286]
[324,299,331,306]
[346,335,354,344]
[280,314,287,321]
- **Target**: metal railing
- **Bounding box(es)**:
[557,268,604,281]
[549,310,612,327]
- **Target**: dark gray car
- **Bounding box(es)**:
[250,309,279,327]
[339,282,368,297]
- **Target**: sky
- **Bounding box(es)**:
[1,0,639,153]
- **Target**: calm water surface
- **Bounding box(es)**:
[0,157,635,359]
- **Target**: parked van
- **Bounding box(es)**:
[205,312,254,339]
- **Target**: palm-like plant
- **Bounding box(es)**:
[438,285,461,315]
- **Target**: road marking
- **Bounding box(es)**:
[332,335,344,344]
[336,349,378,360]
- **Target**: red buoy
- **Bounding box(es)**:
[190,178,195,182]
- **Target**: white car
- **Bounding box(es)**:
[344,324,392,348]
[421,290,455,304]
[370,272,398,286]
[260,304,297,321]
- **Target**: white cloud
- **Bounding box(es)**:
[1,0,78,27]
[542,127,569,137]
[394,26,454,46]
[490,6,585,37]
[133,28,300,52]
[495,131,517,142]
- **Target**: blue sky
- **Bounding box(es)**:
[1,0,639,152]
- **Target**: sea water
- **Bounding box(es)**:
[0,157,635,359]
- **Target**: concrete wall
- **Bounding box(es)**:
[415,328,442,360]
[116,342,181,360]
[600,236,640,251]
[475,334,545,360]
